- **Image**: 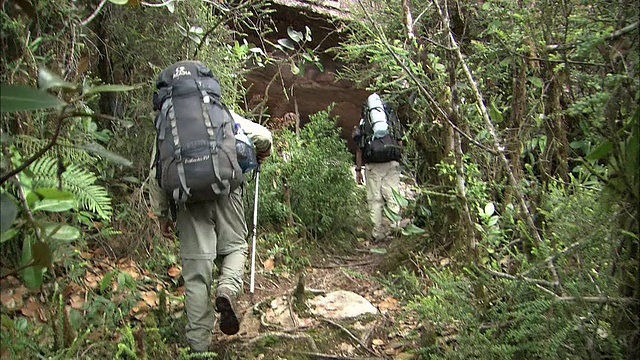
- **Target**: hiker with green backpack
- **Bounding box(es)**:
[146,61,272,353]
[353,93,404,242]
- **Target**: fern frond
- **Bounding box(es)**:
[29,156,113,221]
[16,135,97,167]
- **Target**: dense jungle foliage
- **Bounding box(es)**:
[0,0,638,359]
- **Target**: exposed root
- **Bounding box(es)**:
[318,318,379,357]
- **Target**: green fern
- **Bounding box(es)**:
[16,135,97,167]
[28,156,113,221]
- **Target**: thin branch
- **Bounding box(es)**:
[80,0,108,27]
[319,318,379,357]
[520,240,585,276]
[485,268,558,289]
[140,0,175,7]
[193,0,255,58]
[555,296,637,304]
[546,21,639,52]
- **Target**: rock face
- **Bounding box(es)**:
[242,0,367,153]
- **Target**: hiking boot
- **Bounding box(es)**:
[372,232,386,242]
[215,289,240,335]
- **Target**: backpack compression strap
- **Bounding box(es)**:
[156,94,191,203]
[167,97,192,203]
[199,88,231,196]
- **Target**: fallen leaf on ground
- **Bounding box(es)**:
[339,342,355,353]
[70,294,86,310]
[168,266,181,278]
[142,291,158,307]
[372,338,385,346]
[263,258,275,272]
[378,297,399,311]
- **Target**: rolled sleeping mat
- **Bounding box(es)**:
[366,93,389,138]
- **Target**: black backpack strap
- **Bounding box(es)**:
[167,99,191,202]
[198,87,231,196]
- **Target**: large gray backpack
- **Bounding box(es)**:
[153,61,243,203]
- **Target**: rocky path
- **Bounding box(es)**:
[209,242,420,360]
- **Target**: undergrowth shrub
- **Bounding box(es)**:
[379,181,627,359]
[248,106,368,247]
[385,268,623,360]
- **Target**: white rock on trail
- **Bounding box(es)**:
[307,290,378,319]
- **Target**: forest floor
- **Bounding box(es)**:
[194,236,424,360]
[0,232,429,360]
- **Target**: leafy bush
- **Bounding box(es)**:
[396,269,624,360]
[248,106,368,245]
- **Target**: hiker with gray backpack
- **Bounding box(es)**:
[352,93,404,242]
[146,61,272,353]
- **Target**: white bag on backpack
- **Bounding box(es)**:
[366,93,389,138]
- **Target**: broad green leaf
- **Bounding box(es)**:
[44,223,80,241]
[401,224,426,236]
[370,248,387,254]
[38,67,76,91]
[101,271,117,293]
[1,229,18,243]
[484,202,495,216]
[277,38,296,50]
[165,0,175,13]
[586,140,613,161]
[108,0,129,4]
[35,188,74,200]
[249,47,266,56]
[304,26,312,42]
[122,176,140,183]
[80,143,133,167]
[314,62,324,72]
[392,188,409,208]
[21,238,45,289]
[22,264,45,289]
[287,27,304,43]
[83,84,139,95]
[383,206,401,222]
[0,193,18,234]
[489,102,503,123]
[0,84,66,113]
[32,198,76,212]
[528,76,543,88]
[290,61,300,75]
[569,140,586,150]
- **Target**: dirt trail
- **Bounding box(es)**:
[209,242,419,360]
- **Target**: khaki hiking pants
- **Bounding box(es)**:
[365,160,401,239]
[175,187,248,352]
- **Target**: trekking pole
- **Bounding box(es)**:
[249,165,261,294]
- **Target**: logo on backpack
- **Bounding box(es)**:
[153,61,250,204]
[173,66,192,79]
[359,93,403,163]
